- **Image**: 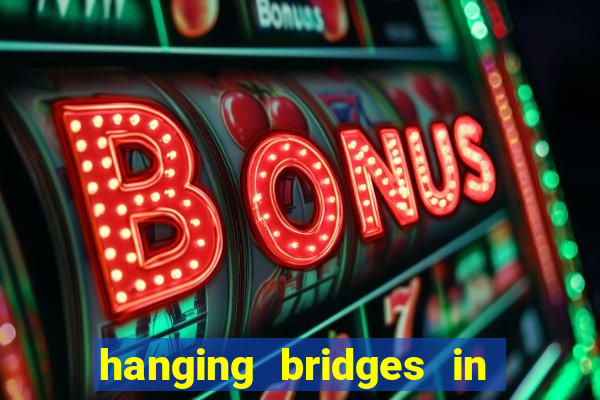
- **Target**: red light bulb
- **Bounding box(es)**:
[243,132,344,268]
[54,97,224,319]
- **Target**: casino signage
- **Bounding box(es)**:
[251,0,352,43]
[0,0,596,398]
[255,0,326,34]
[53,93,496,320]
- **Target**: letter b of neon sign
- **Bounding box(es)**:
[54,97,224,320]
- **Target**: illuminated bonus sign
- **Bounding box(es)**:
[54,97,496,319]
[54,98,224,319]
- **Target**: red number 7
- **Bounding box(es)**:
[384,277,422,340]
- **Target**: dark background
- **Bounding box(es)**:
[505,0,600,315]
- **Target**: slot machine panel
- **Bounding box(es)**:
[0,0,595,399]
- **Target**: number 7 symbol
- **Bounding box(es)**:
[384,277,422,342]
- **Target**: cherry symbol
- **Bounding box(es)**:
[413,75,442,113]
[436,78,457,115]
[220,89,270,150]
[264,96,309,136]
[220,77,309,150]
[387,88,419,123]
[310,0,349,43]
[250,274,286,336]
[412,75,457,116]
[171,0,219,38]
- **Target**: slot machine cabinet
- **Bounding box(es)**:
[0,0,597,399]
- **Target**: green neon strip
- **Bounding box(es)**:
[196,391,216,400]
[434,267,451,336]
[456,1,598,397]
[457,0,494,55]
[229,391,241,400]
[358,305,370,339]
[518,84,533,102]
[235,0,253,39]
[471,20,489,39]
[566,272,585,301]
[524,107,540,127]
[392,389,410,400]
[461,0,489,41]
[593,356,600,398]
[357,305,373,358]
[511,343,562,400]
[464,2,481,19]
[542,170,560,190]
[559,240,578,260]
[435,390,446,400]
[534,140,550,158]
[0,40,456,61]
[542,358,583,400]
[550,200,568,227]
[149,0,169,50]
[354,0,375,50]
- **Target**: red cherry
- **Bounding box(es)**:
[249,275,286,335]
[219,71,272,92]
[310,0,349,43]
[412,76,442,114]
[171,0,219,38]
[264,96,309,135]
[387,88,419,123]
[435,78,457,115]
[221,89,270,150]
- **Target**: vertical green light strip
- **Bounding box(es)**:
[456,0,599,397]
[354,0,375,51]
[542,357,584,400]
[150,0,169,51]
[236,0,254,40]
[358,305,370,339]
[434,373,447,400]
[490,1,599,395]
[357,305,373,360]
[459,0,494,53]
[512,343,562,400]
[433,267,451,336]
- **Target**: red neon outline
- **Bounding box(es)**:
[338,125,419,241]
[481,55,563,303]
[130,209,189,269]
[404,122,461,217]
[483,0,509,39]
[454,115,497,203]
[108,133,163,188]
[53,96,224,320]
[384,277,421,339]
[242,131,344,268]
